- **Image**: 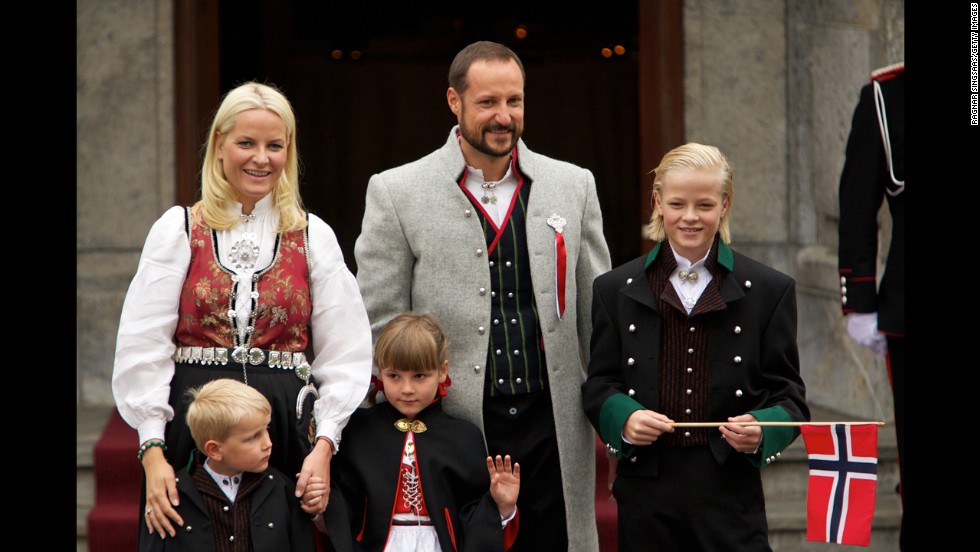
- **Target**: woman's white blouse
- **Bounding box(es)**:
[112,195,372,451]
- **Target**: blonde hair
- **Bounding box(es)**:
[195,81,307,232]
[374,312,449,374]
[185,378,272,452]
[644,142,734,244]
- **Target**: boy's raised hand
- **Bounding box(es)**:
[487,454,520,519]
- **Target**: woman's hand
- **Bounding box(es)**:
[141,446,183,537]
[296,437,333,515]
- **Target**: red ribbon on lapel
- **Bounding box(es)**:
[547,214,567,320]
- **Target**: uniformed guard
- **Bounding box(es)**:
[837,61,906,550]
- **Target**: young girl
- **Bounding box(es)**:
[311,312,520,552]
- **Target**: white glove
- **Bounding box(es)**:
[846,312,887,357]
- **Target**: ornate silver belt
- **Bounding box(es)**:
[172,346,312,384]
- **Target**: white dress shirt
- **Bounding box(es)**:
[669,247,713,314]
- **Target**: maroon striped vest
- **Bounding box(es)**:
[648,239,727,446]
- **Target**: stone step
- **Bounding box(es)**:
[768,494,901,552]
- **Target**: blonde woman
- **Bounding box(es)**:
[112,82,372,540]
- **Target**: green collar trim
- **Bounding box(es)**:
[644,238,734,271]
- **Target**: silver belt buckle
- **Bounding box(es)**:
[231,346,249,364]
[248,347,265,365]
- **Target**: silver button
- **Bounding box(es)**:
[686,367,693,373]
[513,350,520,356]
[492,291,497,298]
[684,431,691,437]
[509,407,518,415]
[734,326,741,334]
[505,261,512,268]
[479,288,487,296]
[841,296,847,305]
[626,278,633,284]
[268,523,275,529]
[474,365,481,373]
[776,452,781,458]
[495,349,502,356]
[493,319,500,325]
[840,276,846,284]
[510,318,517,325]
[476,249,483,256]
[465,209,472,217]
[498,379,505,385]
[229,536,235,542]
[489,261,495,267]
[508,292,514,299]
[223,506,229,512]
[744,280,752,288]
[630,457,637,463]
[627,358,635,366]
[478,326,486,334]
[841,286,847,294]
[734,356,742,364]
[735,389,744,397]
[687,348,694,354]
[689,326,696,333]
[185,526,193,532]
[685,408,691,414]
[686,389,692,395]
[628,324,636,333]
[628,389,635,396]
[516,377,523,384]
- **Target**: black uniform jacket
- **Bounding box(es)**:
[139,453,315,552]
[582,241,809,477]
[838,64,904,336]
[324,400,508,552]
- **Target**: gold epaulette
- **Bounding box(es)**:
[871,62,904,82]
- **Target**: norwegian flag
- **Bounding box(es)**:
[801,423,878,546]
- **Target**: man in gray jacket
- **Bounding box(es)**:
[354,41,610,551]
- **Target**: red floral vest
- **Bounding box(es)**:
[174,207,312,353]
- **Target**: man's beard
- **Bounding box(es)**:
[459,119,521,157]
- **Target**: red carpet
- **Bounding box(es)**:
[86,409,142,552]
[594,434,619,551]
[86,409,617,551]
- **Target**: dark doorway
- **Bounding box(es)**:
[178,1,682,271]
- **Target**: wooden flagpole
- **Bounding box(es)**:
[669,421,886,427]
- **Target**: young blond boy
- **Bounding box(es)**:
[139,378,315,552]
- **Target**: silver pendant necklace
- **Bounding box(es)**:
[229,214,260,271]
[481,181,497,204]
